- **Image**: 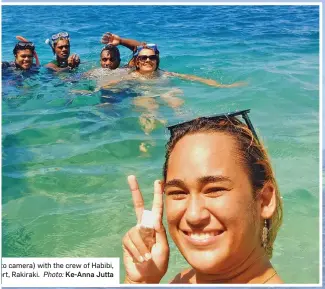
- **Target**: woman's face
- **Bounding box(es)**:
[136,48,158,73]
[164,132,262,274]
[15,49,33,70]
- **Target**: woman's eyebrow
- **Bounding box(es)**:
[164,179,187,190]
[164,176,232,190]
[198,175,232,185]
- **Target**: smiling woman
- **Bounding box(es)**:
[123,110,283,284]
[99,44,246,143]
[2,41,36,71]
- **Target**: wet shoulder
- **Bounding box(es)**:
[45,61,58,69]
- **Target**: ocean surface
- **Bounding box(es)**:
[2,5,320,284]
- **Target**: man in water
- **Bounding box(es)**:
[100,44,121,69]
[99,32,144,69]
[72,33,144,104]
[83,33,143,87]
[45,32,80,72]
[2,41,38,71]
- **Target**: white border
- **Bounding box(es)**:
[0,2,323,287]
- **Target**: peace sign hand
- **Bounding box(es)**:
[122,175,169,284]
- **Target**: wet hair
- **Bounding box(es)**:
[135,46,160,71]
[13,42,35,56]
[53,38,70,48]
[100,45,121,62]
[163,116,283,258]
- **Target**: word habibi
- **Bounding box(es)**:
[91,262,114,269]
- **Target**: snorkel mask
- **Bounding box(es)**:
[133,44,160,71]
[45,32,70,55]
[13,41,35,55]
[133,43,159,57]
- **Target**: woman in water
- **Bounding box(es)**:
[123,109,283,284]
[102,44,245,89]
[101,44,245,140]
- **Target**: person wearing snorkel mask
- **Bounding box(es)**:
[102,44,246,85]
[99,32,144,69]
[100,44,246,151]
[45,32,80,72]
[2,41,37,71]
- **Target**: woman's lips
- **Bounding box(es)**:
[181,230,224,246]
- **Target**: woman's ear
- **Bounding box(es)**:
[128,57,135,68]
[258,182,277,219]
[134,57,139,68]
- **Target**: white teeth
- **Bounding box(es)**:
[189,232,215,240]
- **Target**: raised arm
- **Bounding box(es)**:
[165,71,246,88]
[101,32,144,52]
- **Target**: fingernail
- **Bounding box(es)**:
[145,253,151,260]
[139,256,144,263]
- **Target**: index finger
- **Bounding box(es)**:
[127,175,144,224]
[152,180,164,228]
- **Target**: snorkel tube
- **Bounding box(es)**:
[16,35,40,66]
[45,38,55,55]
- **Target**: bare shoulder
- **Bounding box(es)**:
[169,268,195,284]
[267,274,284,284]
[45,62,58,71]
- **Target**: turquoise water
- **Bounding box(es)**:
[2,5,319,284]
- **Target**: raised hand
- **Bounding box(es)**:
[68,54,80,68]
[101,32,121,46]
[122,175,169,284]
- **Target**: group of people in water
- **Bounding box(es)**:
[2,31,245,87]
[2,31,284,284]
[3,31,247,150]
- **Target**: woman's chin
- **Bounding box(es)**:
[143,68,154,72]
[184,250,229,274]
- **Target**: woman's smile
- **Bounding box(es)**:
[181,229,225,246]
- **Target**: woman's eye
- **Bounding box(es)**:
[166,190,187,200]
[204,188,227,197]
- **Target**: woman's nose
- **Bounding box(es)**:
[185,194,210,227]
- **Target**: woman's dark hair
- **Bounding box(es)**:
[163,116,283,258]
[13,42,35,56]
